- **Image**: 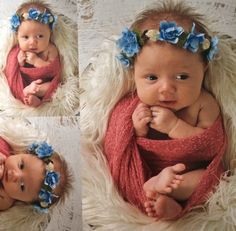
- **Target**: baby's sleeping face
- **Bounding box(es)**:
[2,154,44,202]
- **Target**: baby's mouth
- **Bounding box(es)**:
[29,48,38,52]
[159,100,176,106]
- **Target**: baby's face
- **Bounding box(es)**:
[134,41,206,112]
[2,154,44,202]
[17,20,51,54]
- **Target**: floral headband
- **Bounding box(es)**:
[28,142,60,213]
[116,21,219,68]
[10,8,57,32]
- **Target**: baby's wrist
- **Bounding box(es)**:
[134,128,147,137]
[168,118,180,137]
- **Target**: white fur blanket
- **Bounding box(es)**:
[0,13,79,116]
[81,34,236,231]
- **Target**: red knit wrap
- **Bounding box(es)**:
[0,138,11,158]
[4,46,61,105]
[104,94,226,216]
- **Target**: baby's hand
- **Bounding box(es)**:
[17,50,26,66]
[0,153,6,180]
[25,52,38,66]
[150,106,178,135]
[132,103,152,137]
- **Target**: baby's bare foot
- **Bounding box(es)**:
[143,163,186,199]
[23,79,43,96]
[24,94,41,107]
[144,195,182,220]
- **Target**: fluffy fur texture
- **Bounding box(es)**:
[0,13,79,116]
[81,31,236,231]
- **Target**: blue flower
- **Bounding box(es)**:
[39,189,52,204]
[51,15,57,29]
[207,36,219,61]
[28,8,40,20]
[10,14,20,32]
[35,142,54,158]
[44,171,60,189]
[159,21,184,44]
[116,54,131,68]
[183,23,205,53]
[117,28,140,57]
[28,142,39,152]
[41,12,52,24]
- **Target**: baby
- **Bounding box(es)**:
[0,140,72,212]
[104,1,226,220]
[5,1,61,107]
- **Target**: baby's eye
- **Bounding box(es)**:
[20,182,25,192]
[176,74,189,80]
[146,75,158,81]
[37,34,44,39]
[22,36,29,39]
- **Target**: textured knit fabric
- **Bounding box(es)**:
[4,46,61,105]
[0,138,11,158]
[104,93,227,217]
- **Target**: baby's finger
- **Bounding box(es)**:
[140,116,152,125]
[137,110,152,120]
[150,106,162,111]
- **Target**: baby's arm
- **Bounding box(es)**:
[0,189,14,211]
[168,91,220,138]
[26,44,59,68]
[151,90,220,139]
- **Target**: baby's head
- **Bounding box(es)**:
[10,1,57,53]
[117,1,218,110]
[2,142,72,213]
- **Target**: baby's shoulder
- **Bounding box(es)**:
[199,89,219,107]
[48,43,59,59]
[197,89,220,128]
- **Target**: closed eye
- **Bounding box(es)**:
[176,74,189,80]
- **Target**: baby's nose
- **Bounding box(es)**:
[29,38,37,45]
[8,169,20,182]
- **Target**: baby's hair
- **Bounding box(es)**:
[130,0,210,35]
[127,0,216,67]
[50,152,73,206]
[16,0,53,18]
